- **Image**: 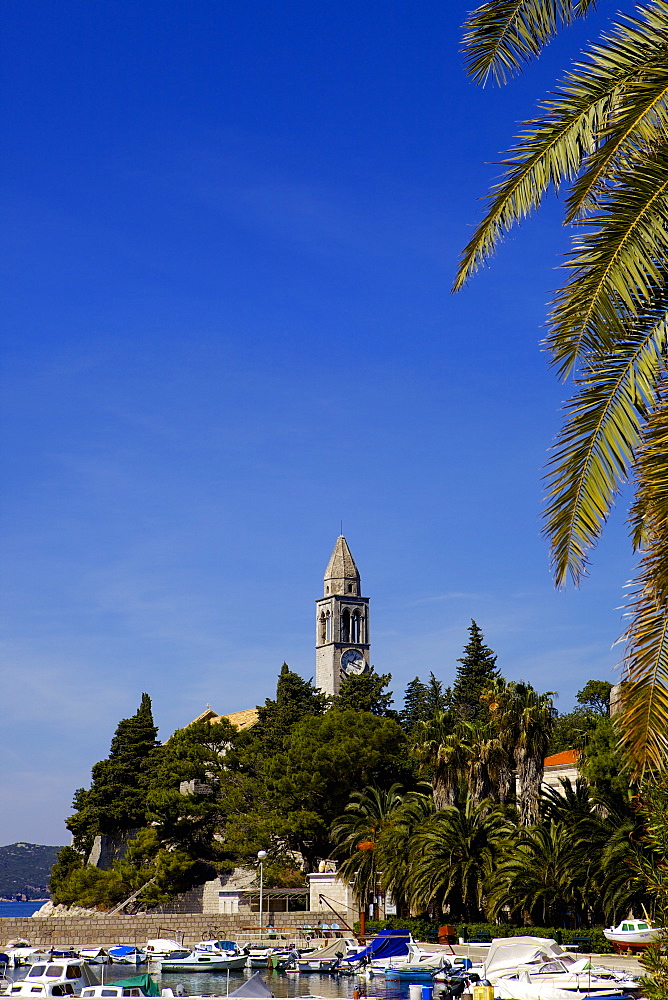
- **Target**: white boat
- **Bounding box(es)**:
[494,976,631,1000]
[157,951,248,972]
[108,947,146,966]
[604,918,665,951]
[144,942,183,962]
[1,958,100,997]
[78,949,110,966]
[484,937,640,995]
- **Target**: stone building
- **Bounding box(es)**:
[315,536,370,697]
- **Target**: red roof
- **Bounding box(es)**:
[544,749,580,767]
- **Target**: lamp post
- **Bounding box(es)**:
[257,850,267,936]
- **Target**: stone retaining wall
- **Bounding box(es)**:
[0,913,341,949]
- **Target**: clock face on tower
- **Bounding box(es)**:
[340,648,366,677]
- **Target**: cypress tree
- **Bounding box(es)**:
[450,621,500,721]
[67,693,161,845]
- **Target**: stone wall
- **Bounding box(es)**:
[0,912,345,949]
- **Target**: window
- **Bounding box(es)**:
[341,609,350,642]
[319,613,327,643]
[46,967,64,977]
[29,968,46,978]
[638,923,648,930]
[102,991,119,996]
[348,584,353,592]
[326,613,331,641]
[66,968,81,980]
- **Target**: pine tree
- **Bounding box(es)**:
[401,672,448,731]
[66,693,161,849]
[252,663,327,756]
[336,667,395,716]
[450,621,500,721]
[401,677,430,731]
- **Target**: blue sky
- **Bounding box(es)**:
[1,1,637,845]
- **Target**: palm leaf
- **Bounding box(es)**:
[455,3,668,292]
[566,63,668,222]
[548,147,668,375]
[462,0,582,86]
[544,314,668,586]
[620,581,668,777]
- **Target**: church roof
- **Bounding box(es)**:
[324,535,360,585]
[190,707,259,730]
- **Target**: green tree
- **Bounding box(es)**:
[412,710,465,810]
[577,679,613,715]
[487,820,592,926]
[252,663,327,758]
[66,694,161,852]
[456,0,668,776]
[331,784,406,912]
[408,794,511,920]
[335,667,396,716]
[450,621,500,721]
[266,709,410,869]
[376,786,434,914]
[401,673,449,732]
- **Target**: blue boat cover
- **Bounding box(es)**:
[340,929,411,964]
[109,947,137,957]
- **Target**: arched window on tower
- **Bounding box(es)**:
[326,611,331,641]
[319,613,327,644]
[351,612,361,643]
[341,609,350,643]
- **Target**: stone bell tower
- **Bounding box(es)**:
[315,536,370,697]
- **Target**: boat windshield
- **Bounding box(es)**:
[638,923,649,930]
[45,968,64,978]
[28,968,47,978]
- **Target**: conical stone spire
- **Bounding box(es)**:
[324,535,360,596]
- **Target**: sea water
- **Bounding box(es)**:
[0,900,47,917]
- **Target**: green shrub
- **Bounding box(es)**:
[355,919,612,953]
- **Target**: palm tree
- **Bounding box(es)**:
[412,711,469,809]
[330,784,406,913]
[456,0,668,776]
[376,786,434,914]
[408,794,511,919]
[486,819,593,925]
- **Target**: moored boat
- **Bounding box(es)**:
[157,951,247,972]
[604,918,665,952]
[108,947,146,966]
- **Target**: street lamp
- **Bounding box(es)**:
[257,850,267,935]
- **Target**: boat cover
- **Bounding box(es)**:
[340,930,411,965]
[109,975,161,996]
[109,948,139,958]
[297,940,351,961]
[228,973,274,998]
[484,937,562,979]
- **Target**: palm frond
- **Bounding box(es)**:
[630,385,668,598]
[566,64,668,222]
[455,3,668,292]
[548,148,668,374]
[544,314,668,586]
[619,578,668,777]
[462,0,579,86]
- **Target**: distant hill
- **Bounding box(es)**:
[0,843,64,899]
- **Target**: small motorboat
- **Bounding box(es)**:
[2,958,100,997]
[78,949,110,966]
[144,941,183,962]
[604,918,665,952]
[158,950,247,972]
[81,972,275,1000]
[108,947,146,966]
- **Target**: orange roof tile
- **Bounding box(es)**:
[544,749,580,767]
